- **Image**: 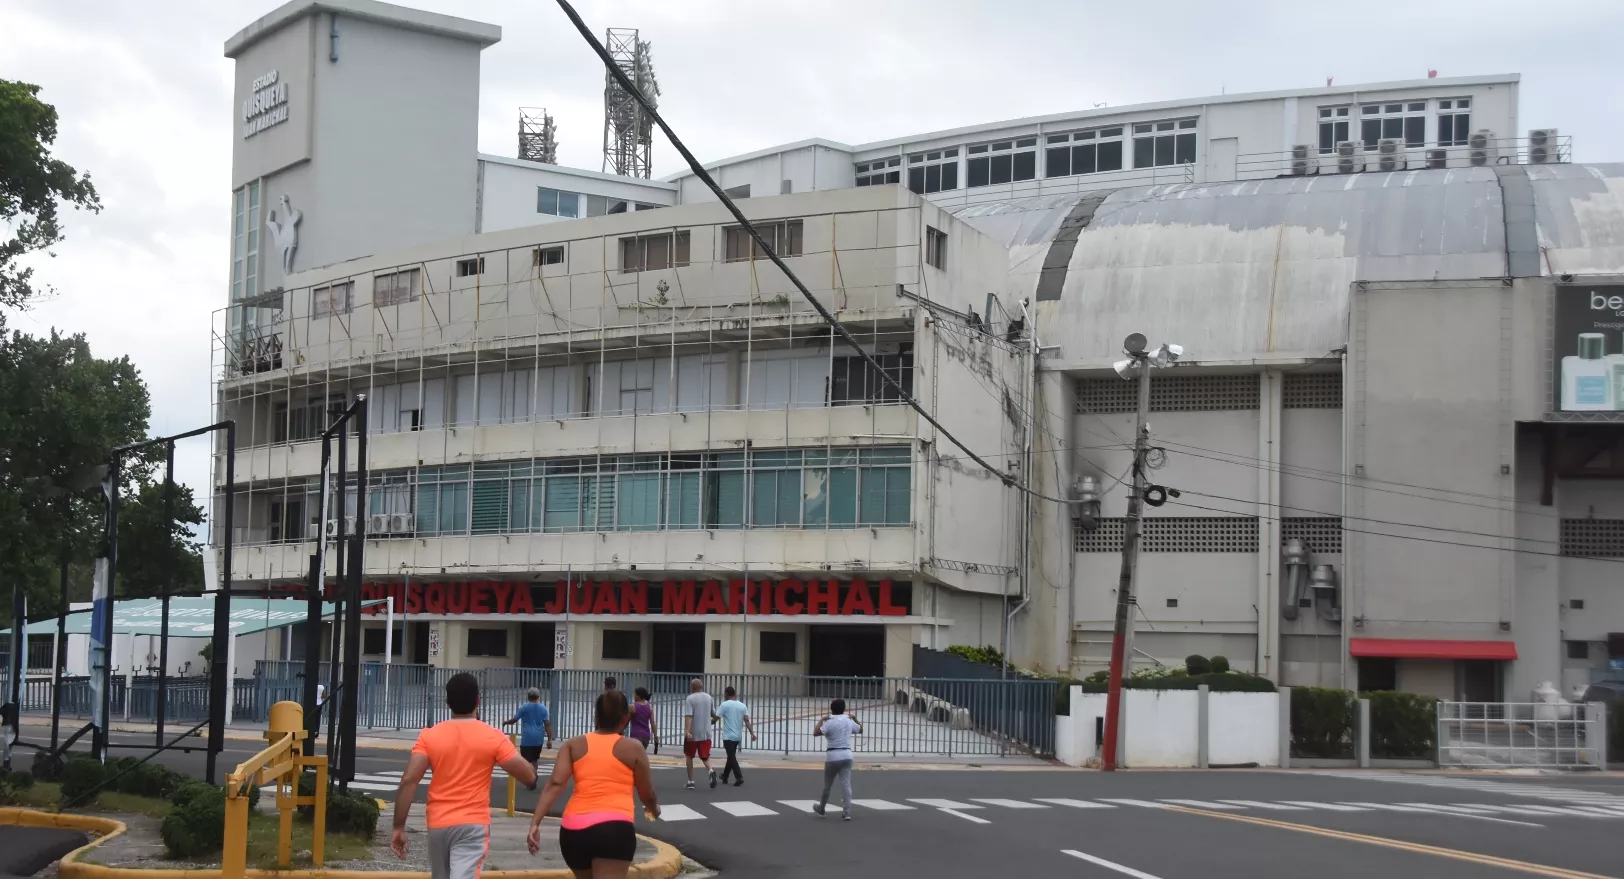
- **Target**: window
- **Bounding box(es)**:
[312,281,352,317]
[620,232,691,273]
[533,245,565,267]
[537,187,580,217]
[1045,127,1125,178]
[602,629,642,661]
[363,627,386,655]
[966,138,1037,188]
[1318,106,1351,154]
[723,184,752,199]
[1358,657,1397,692]
[1567,640,1590,660]
[373,269,420,307]
[231,181,261,302]
[456,257,484,277]
[466,628,509,657]
[711,639,722,659]
[760,631,797,663]
[1437,97,1472,147]
[1571,598,1586,609]
[634,202,663,211]
[724,220,804,261]
[855,157,901,187]
[1132,119,1197,168]
[925,226,947,270]
[586,195,630,216]
[1360,102,1426,150]
[831,347,914,405]
[1166,598,1178,608]
[906,148,959,195]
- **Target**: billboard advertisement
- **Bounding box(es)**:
[1555,284,1624,411]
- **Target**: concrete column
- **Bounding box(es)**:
[1278,686,1292,769]
[1587,702,1606,767]
[1257,370,1283,681]
[1356,697,1370,768]
[1197,684,1210,769]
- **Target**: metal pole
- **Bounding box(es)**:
[6,591,25,770]
[52,508,67,753]
[339,395,367,790]
[304,434,333,751]
[1101,354,1151,772]
[205,420,237,784]
[383,595,393,727]
[157,443,173,750]
[94,457,121,763]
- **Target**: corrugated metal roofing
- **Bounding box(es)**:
[953,164,1624,366]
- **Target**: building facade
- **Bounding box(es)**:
[217,0,1624,702]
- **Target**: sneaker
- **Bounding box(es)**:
[709,770,718,789]
[813,804,826,817]
[733,779,743,787]
[684,781,695,790]
[842,813,852,822]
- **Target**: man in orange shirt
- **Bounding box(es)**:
[392,673,539,879]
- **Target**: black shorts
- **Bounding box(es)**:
[520,744,544,762]
[559,821,636,870]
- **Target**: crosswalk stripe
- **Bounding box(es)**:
[1035,798,1116,809]
[1280,801,1370,811]
[777,800,821,813]
[656,804,706,822]
[1464,804,1594,817]
[941,808,991,825]
[852,799,913,811]
[908,798,983,809]
[1218,801,1306,811]
[1160,799,1243,810]
[1343,802,1452,814]
[1399,803,1497,815]
[1098,799,1169,809]
[972,798,1048,809]
[346,781,399,792]
[712,801,777,817]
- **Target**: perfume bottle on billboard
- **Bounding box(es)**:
[1562,332,1612,410]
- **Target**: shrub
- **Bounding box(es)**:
[0,769,34,804]
[161,785,226,859]
[1184,655,1212,676]
[1053,678,1082,716]
[944,645,1006,667]
[1291,687,1354,758]
[117,762,186,799]
[60,756,106,807]
[1076,672,1275,694]
[30,750,62,782]
[324,787,381,836]
[1209,655,1231,674]
[1364,691,1435,759]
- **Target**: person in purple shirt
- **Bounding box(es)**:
[629,687,657,751]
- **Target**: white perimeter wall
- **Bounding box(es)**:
[1057,687,1279,768]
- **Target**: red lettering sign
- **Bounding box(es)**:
[622,581,648,614]
[663,580,695,614]
[777,580,805,614]
[342,578,910,617]
[509,584,534,615]
[877,580,905,616]
[841,580,876,615]
[591,583,619,615]
[543,583,566,614]
[424,583,446,614]
[807,580,839,615]
[491,582,512,614]
[694,581,727,615]
[469,582,491,614]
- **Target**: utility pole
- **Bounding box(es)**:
[1101,333,1181,772]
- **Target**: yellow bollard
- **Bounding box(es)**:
[506,732,518,817]
[223,700,321,879]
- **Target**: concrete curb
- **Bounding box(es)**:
[0,808,682,879]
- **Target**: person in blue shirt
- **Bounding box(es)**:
[502,687,553,768]
[715,686,756,787]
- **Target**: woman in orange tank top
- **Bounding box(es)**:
[528,689,660,879]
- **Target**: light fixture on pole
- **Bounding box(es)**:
[1100,333,1183,772]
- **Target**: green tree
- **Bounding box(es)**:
[0,79,100,326]
[0,331,204,621]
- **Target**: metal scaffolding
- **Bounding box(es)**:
[518,108,558,165]
[601,28,658,178]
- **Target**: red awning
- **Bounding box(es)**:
[1349,637,1517,661]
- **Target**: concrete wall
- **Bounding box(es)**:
[1056,686,1281,768]
[674,143,857,205]
[479,157,676,234]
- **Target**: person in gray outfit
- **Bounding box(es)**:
[812,698,863,820]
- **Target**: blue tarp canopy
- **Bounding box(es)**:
[4,598,360,636]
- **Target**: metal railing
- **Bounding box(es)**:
[4,674,260,724]
[1437,701,1607,769]
[1236,134,1575,179]
[251,660,1057,757]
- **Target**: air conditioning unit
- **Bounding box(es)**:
[1290,144,1318,176]
[1425,149,1449,170]
[306,522,322,541]
[389,512,413,534]
[369,513,390,535]
[1528,128,1561,164]
[1468,130,1497,166]
[324,518,339,539]
[1376,139,1405,172]
[344,515,357,535]
[1335,141,1364,174]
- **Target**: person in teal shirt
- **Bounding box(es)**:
[502,688,553,769]
[715,686,756,787]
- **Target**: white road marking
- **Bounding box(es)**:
[908,798,984,809]
[1218,801,1306,811]
[1062,849,1165,879]
[777,800,821,813]
[655,804,707,822]
[941,808,990,824]
[711,801,777,817]
[1160,799,1244,810]
[1460,804,1587,817]
[973,798,1049,809]
[1343,802,1542,827]
[853,799,914,811]
[1280,801,1371,812]
[1035,798,1116,809]
[1097,799,1169,809]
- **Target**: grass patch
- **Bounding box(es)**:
[244,814,372,867]
[7,782,173,819]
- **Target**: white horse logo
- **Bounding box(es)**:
[265,194,302,274]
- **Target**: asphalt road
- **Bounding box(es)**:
[44,735,1624,879]
[0,826,87,879]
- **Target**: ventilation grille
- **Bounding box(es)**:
[1560,519,1624,557]
[1283,373,1342,409]
[1076,375,1260,415]
[1074,516,1260,553]
[1282,517,1343,554]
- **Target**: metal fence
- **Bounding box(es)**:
[250,661,1057,757]
[1437,701,1608,769]
[3,674,261,725]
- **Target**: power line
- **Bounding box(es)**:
[553,0,1071,505]
[1175,488,1557,546]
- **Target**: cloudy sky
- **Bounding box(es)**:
[3,0,1623,503]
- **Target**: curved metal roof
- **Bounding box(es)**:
[953,163,1624,366]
